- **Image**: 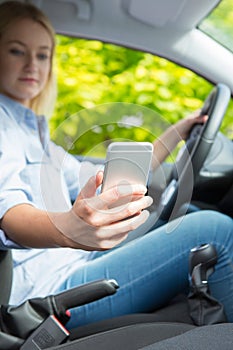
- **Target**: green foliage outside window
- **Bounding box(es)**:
[50,35,233,157]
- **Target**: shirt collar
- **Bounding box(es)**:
[0,93,38,130]
[0,93,49,151]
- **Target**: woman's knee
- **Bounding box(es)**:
[185,210,232,236]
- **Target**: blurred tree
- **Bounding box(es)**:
[50,34,233,157]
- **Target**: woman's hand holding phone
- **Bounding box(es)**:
[53,143,154,251]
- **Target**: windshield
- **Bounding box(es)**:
[199,0,233,52]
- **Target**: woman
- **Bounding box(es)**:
[0,1,232,329]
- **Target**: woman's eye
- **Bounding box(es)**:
[9,48,24,56]
[37,53,49,61]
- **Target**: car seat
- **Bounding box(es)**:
[0,244,230,350]
[0,250,12,305]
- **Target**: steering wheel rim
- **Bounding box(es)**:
[156,83,231,222]
[186,83,231,180]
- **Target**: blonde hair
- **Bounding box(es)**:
[0,1,57,117]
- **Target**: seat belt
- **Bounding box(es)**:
[0,250,13,304]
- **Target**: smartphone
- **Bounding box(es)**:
[101,142,153,192]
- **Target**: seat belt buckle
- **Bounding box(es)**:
[20,315,70,349]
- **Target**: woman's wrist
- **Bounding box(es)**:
[49,210,96,250]
[49,211,81,248]
[152,125,182,169]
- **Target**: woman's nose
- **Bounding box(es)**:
[24,53,38,71]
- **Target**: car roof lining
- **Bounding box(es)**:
[29,0,220,30]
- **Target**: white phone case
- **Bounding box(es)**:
[102,142,153,192]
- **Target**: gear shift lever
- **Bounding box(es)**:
[188,243,227,325]
[189,243,217,292]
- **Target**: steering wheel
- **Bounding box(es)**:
[156,83,231,222]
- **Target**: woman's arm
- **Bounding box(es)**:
[152,111,208,169]
[1,172,153,250]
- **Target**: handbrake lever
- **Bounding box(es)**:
[20,279,119,350]
[53,278,119,315]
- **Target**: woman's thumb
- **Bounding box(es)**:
[78,171,103,199]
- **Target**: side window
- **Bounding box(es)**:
[50,35,232,158]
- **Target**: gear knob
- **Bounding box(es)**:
[189,243,217,291]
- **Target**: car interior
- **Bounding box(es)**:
[0,0,233,349]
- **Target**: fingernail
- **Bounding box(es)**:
[146,196,153,206]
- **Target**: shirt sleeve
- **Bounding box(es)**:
[0,111,35,217]
[49,141,104,202]
[0,109,34,248]
[0,229,24,249]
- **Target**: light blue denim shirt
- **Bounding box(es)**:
[0,94,100,304]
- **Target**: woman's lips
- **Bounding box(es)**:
[19,78,38,83]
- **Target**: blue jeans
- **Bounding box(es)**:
[56,210,233,329]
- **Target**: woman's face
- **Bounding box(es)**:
[0,18,52,107]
